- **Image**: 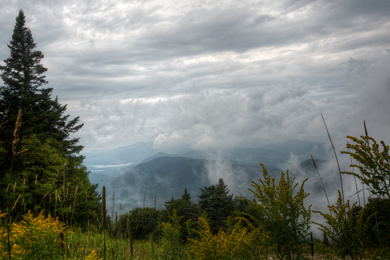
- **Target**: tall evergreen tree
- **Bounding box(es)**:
[198,178,235,233]
[0,10,47,93]
[0,9,84,171]
[0,10,100,227]
[181,187,191,201]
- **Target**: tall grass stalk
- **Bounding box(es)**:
[12,194,21,211]
[112,191,115,225]
[362,120,368,205]
[102,185,106,259]
[348,141,361,206]
[127,215,134,257]
[321,113,345,204]
[102,186,106,227]
[55,189,58,219]
[12,182,16,220]
[63,163,67,204]
[38,191,50,213]
[5,183,10,213]
[359,161,366,206]
[22,177,25,217]
[71,185,78,220]
[142,183,148,259]
[310,232,314,258]
[104,230,106,260]
[311,154,330,209]
[34,174,37,216]
[119,202,122,239]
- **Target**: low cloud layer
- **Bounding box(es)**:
[72,52,390,156]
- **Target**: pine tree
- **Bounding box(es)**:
[0,9,84,170]
[0,10,100,228]
[0,10,47,93]
[181,187,191,201]
[198,178,235,233]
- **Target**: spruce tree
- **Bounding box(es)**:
[0,9,84,171]
[0,10,100,227]
[0,10,47,93]
[181,187,191,201]
[198,178,235,233]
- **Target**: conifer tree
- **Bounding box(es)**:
[0,10,100,228]
[0,10,47,93]
[181,187,191,201]
[198,178,235,233]
[0,9,84,171]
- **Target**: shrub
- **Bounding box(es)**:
[242,163,312,259]
[189,212,271,260]
[313,191,372,259]
[160,209,186,259]
[0,210,74,259]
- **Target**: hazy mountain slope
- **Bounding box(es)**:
[181,147,288,169]
[104,156,280,212]
[142,152,172,163]
[84,139,332,214]
[83,142,157,165]
[83,139,328,169]
[263,140,328,159]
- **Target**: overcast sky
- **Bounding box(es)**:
[1,0,390,153]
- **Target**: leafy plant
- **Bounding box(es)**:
[0,210,73,259]
[233,214,272,259]
[313,191,372,259]
[160,209,186,259]
[188,212,271,260]
[341,135,390,257]
[243,163,312,259]
[341,135,390,200]
[189,213,237,260]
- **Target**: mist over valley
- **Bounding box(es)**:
[84,139,333,214]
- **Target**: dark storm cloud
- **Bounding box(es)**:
[0,0,390,152]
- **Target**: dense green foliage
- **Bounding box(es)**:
[198,178,235,234]
[166,188,199,221]
[360,197,390,245]
[115,207,161,241]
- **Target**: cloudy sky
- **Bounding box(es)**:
[1,0,390,153]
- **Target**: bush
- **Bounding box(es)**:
[242,163,312,259]
[0,210,73,259]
